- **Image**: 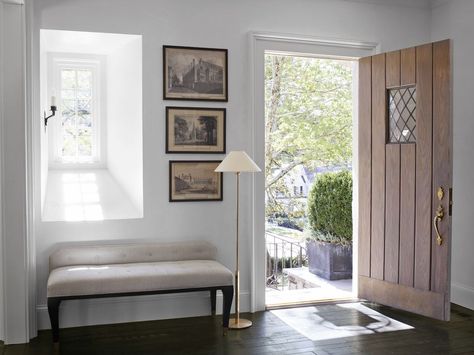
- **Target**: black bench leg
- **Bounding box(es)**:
[221,285,233,333]
[210,289,217,315]
[48,298,61,343]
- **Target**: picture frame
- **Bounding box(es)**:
[166,106,226,154]
[163,45,228,102]
[169,160,223,202]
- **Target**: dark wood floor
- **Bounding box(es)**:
[2,303,473,355]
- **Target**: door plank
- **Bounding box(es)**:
[386,51,401,88]
[399,144,416,287]
[359,276,445,319]
[358,57,372,278]
[400,46,417,288]
[370,53,386,281]
[384,51,401,284]
[431,40,452,306]
[401,47,416,86]
[384,144,400,284]
[414,43,433,291]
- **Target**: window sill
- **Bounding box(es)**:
[42,168,143,222]
[49,161,107,170]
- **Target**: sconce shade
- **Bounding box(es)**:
[215,151,261,173]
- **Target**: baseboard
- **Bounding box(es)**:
[37,290,250,330]
[451,283,474,310]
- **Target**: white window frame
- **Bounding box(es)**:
[47,53,107,168]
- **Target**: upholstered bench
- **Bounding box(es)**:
[47,241,234,342]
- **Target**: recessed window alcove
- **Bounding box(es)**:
[40,30,143,221]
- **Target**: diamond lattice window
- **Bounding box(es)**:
[388,86,416,143]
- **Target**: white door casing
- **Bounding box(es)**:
[248,31,378,312]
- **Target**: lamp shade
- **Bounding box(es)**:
[215,151,261,173]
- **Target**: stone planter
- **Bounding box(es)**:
[306,240,352,280]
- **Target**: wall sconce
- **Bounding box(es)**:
[44,96,57,127]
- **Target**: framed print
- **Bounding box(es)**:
[163,45,228,101]
[169,160,223,202]
[166,107,226,154]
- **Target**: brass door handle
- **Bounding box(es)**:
[433,205,444,246]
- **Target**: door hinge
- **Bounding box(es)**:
[449,187,453,216]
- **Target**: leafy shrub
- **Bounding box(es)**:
[277,218,303,231]
[268,212,305,231]
[306,171,352,245]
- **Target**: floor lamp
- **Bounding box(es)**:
[215,151,261,329]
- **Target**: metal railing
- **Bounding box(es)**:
[265,231,307,291]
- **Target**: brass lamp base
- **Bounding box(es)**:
[229,318,252,329]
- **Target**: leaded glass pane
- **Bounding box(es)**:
[77,89,92,100]
[77,70,92,89]
[61,70,76,89]
[388,86,416,143]
[61,99,76,120]
[77,128,92,156]
[78,113,92,127]
[77,100,91,116]
[61,89,75,100]
[62,127,76,157]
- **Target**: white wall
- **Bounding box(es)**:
[107,38,143,214]
[33,0,431,330]
[431,0,474,310]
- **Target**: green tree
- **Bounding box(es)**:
[265,55,353,218]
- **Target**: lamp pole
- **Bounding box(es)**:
[229,171,252,329]
[235,172,240,324]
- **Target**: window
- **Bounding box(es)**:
[49,55,103,165]
[41,31,144,222]
[388,86,416,143]
[60,68,94,161]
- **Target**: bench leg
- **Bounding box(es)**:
[47,298,61,343]
[210,289,217,315]
[221,285,233,332]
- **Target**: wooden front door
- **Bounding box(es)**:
[358,40,452,320]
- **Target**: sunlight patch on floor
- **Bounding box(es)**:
[271,303,413,341]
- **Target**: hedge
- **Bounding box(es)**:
[307,170,352,244]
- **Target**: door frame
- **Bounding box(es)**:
[248,31,379,312]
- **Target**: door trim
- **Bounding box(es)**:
[249,31,378,312]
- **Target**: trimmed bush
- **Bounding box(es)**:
[307,171,352,245]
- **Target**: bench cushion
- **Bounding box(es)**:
[47,260,233,298]
[49,241,217,271]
